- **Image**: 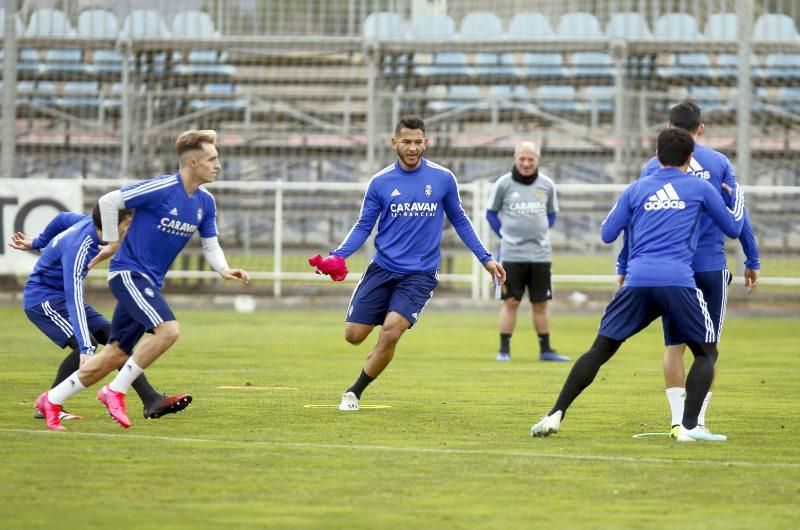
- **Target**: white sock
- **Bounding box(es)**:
[48,371,86,404]
[109,358,144,394]
[698,392,712,426]
[666,387,685,426]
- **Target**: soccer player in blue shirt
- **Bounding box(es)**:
[310,115,505,411]
[11,207,191,428]
[617,101,760,436]
[530,128,745,442]
[36,130,250,431]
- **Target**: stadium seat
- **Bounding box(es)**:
[777,87,800,113]
[660,53,712,79]
[60,82,101,109]
[17,48,45,74]
[428,84,483,113]
[460,11,504,39]
[536,85,578,112]
[508,12,554,39]
[489,85,530,111]
[704,13,737,40]
[412,14,455,39]
[175,50,236,78]
[583,85,615,113]
[92,49,125,74]
[25,8,76,36]
[605,12,652,39]
[474,53,516,76]
[189,83,247,111]
[762,54,800,79]
[122,10,172,38]
[653,13,701,39]
[752,14,800,41]
[44,49,88,74]
[557,12,603,39]
[687,86,725,112]
[18,81,56,106]
[422,52,472,77]
[520,53,565,78]
[363,12,406,40]
[77,9,120,37]
[172,10,219,37]
[716,53,756,79]
[571,52,614,78]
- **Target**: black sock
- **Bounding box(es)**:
[51,347,81,389]
[129,373,163,406]
[346,369,376,399]
[550,335,622,418]
[499,333,511,354]
[538,333,551,353]
[682,342,718,429]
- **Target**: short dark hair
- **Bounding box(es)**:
[92,203,133,230]
[669,100,702,132]
[395,115,425,135]
[656,128,694,167]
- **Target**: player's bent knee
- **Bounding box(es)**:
[155,321,181,345]
[344,324,371,345]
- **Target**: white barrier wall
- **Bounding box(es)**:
[0,179,83,274]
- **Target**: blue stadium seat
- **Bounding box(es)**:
[412,14,455,39]
[423,52,471,76]
[44,49,88,74]
[18,48,45,74]
[704,13,737,40]
[60,82,101,109]
[605,13,652,39]
[78,9,120,37]
[363,12,406,40]
[489,85,530,110]
[474,53,516,76]
[175,50,236,78]
[653,13,701,39]
[189,83,247,111]
[172,10,219,37]
[428,84,483,113]
[460,11,503,39]
[508,13,554,39]
[762,54,800,79]
[558,12,603,39]
[520,53,565,77]
[122,9,172,38]
[716,53,756,79]
[18,81,56,106]
[777,87,800,113]
[752,14,800,41]
[25,8,75,36]
[536,85,578,112]
[583,86,615,113]
[660,53,712,78]
[92,50,125,74]
[571,52,614,78]
[687,86,725,112]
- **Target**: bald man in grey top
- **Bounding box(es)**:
[486,142,570,362]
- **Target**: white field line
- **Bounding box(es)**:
[2,428,799,470]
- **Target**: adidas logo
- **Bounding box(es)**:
[510,191,521,199]
[391,189,401,197]
[644,183,685,211]
[169,207,178,215]
[688,157,710,179]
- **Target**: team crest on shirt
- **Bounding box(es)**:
[535,189,543,200]
[197,208,204,222]
[425,184,432,197]
[144,287,154,298]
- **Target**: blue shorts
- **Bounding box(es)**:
[598,286,716,344]
[24,298,108,349]
[346,262,439,328]
[108,271,176,355]
[684,269,732,344]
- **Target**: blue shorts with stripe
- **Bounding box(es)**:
[661,269,732,345]
[346,262,438,328]
[24,298,108,349]
[108,271,175,355]
[598,286,716,344]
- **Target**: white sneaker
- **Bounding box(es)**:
[495,352,510,362]
[676,424,727,442]
[339,391,359,411]
[530,410,562,437]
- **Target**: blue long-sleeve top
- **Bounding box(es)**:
[617,145,760,274]
[23,216,101,354]
[602,167,745,288]
[332,159,492,272]
[30,212,86,250]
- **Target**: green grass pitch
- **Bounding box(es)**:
[0,306,798,529]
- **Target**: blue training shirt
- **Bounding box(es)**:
[602,167,745,288]
[618,144,759,274]
[23,216,100,354]
[110,173,219,288]
[30,212,86,251]
[332,158,492,273]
